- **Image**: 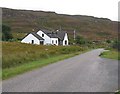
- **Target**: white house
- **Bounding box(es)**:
[21,29,69,46]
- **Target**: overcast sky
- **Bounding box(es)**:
[0,0,119,21]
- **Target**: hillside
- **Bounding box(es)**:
[2,8,118,41]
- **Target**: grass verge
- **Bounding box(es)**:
[2,51,85,80]
[100,50,120,60]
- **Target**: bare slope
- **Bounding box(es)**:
[2,8,118,40]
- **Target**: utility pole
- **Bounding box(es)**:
[73,29,76,45]
[74,29,76,41]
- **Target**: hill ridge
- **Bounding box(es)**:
[2,7,118,40]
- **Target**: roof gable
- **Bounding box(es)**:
[31,32,44,40]
[23,29,67,41]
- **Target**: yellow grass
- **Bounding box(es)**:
[2,41,85,69]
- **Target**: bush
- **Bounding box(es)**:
[2,24,13,41]
[106,39,111,43]
[112,40,120,51]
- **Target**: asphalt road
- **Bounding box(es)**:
[2,49,118,92]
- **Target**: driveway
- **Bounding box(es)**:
[2,49,118,92]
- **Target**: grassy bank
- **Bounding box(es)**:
[2,42,89,79]
[100,50,120,60]
[3,52,83,80]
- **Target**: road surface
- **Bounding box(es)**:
[2,49,118,92]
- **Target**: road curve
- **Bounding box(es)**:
[2,49,118,92]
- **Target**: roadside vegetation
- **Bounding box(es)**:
[100,39,120,60]
[100,50,120,60]
[2,42,89,79]
[115,90,120,94]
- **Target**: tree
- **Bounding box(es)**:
[2,25,13,41]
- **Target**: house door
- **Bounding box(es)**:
[31,40,34,44]
[65,40,67,45]
[58,39,61,45]
[40,41,44,45]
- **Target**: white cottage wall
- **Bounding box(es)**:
[37,30,51,45]
[51,38,58,46]
[63,33,69,46]
[21,34,40,45]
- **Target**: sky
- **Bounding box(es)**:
[0,0,119,21]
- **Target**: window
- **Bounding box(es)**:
[32,40,34,44]
[52,40,54,44]
[65,40,67,45]
[56,40,57,44]
[42,34,44,37]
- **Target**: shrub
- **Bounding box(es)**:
[106,39,111,43]
[2,25,13,41]
[112,40,120,51]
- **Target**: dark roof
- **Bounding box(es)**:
[41,29,58,38]
[47,33,58,38]
[56,31,66,40]
[31,32,44,40]
[40,29,67,40]
[41,29,52,34]
[22,29,67,41]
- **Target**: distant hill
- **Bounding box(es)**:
[2,8,118,41]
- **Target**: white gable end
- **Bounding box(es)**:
[37,30,51,45]
[63,33,69,46]
[21,34,40,45]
